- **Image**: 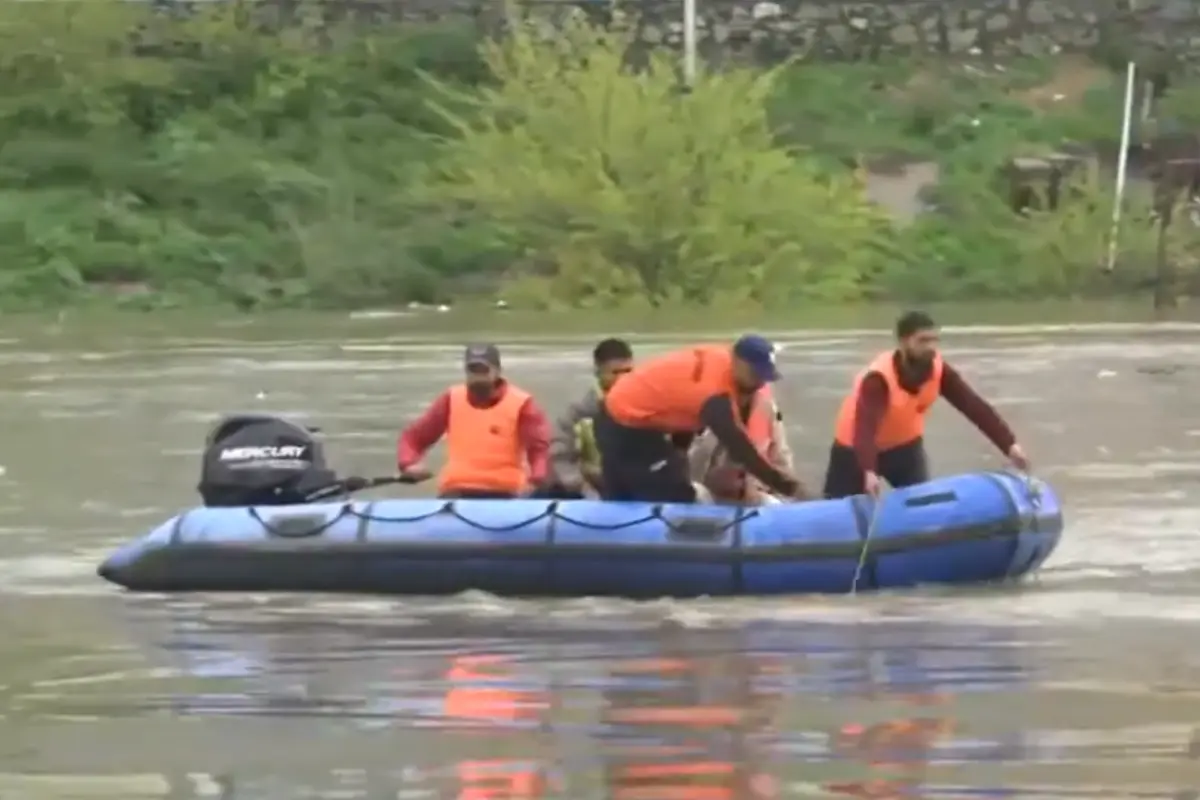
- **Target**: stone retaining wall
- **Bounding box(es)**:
[318,0,1200,64]
[615,0,1200,63]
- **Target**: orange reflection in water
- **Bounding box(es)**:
[442,654,550,798]
[826,696,957,800]
[601,655,782,800]
[456,760,546,800]
[444,654,547,724]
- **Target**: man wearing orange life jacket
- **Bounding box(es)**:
[596,334,809,503]
[823,311,1031,499]
[397,344,551,498]
[689,385,793,504]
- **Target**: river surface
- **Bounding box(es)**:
[4,315,1200,799]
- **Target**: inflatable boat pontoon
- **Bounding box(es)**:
[97,471,1062,597]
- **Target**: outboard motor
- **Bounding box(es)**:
[198,414,338,507]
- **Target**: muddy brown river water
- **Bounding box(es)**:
[2,315,1200,799]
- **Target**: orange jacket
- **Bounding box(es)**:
[834,351,943,450]
[604,345,734,432]
[439,384,533,494]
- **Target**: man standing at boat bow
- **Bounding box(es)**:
[823,311,1031,499]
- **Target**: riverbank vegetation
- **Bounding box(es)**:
[0,2,1189,310]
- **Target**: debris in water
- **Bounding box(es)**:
[1137,365,1182,376]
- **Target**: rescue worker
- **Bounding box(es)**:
[543,338,634,499]
[397,343,551,498]
[596,334,808,503]
[824,311,1030,499]
[689,385,793,505]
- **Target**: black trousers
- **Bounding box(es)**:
[594,405,697,503]
[443,485,588,500]
[528,482,587,500]
[822,438,929,499]
[439,489,519,499]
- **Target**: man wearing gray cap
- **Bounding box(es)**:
[397,343,551,498]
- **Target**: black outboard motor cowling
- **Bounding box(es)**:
[198,414,337,507]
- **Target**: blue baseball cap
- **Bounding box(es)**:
[733,334,780,382]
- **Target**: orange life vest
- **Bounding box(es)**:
[834,351,943,451]
[439,384,531,495]
[604,345,735,433]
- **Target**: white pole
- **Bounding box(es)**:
[1105,61,1138,273]
[682,0,696,88]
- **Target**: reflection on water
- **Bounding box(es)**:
[65,604,1046,799]
[1,598,1187,798]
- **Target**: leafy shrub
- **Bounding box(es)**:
[417,14,892,309]
[886,170,1160,300]
[0,2,492,309]
[0,2,1175,310]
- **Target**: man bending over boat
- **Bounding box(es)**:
[689,386,794,505]
[596,334,811,503]
[823,311,1031,499]
[397,343,551,499]
[542,337,635,499]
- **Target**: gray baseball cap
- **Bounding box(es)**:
[464,343,501,368]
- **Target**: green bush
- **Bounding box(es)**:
[0,2,495,309]
[885,172,1161,300]
[416,14,894,309]
[763,54,1167,301]
[0,3,1176,310]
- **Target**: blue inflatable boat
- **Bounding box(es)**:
[98,471,1062,597]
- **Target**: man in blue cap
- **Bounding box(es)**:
[596,334,809,503]
[732,333,780,383]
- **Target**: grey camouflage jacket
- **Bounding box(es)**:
[549,385,604,487]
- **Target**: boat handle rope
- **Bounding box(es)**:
[248,505,353,538]
[247,502,760,538]
[850,489,886,595]
[1006,469,1042,536]
[348,502,761,535]
[850,470,1046,594]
